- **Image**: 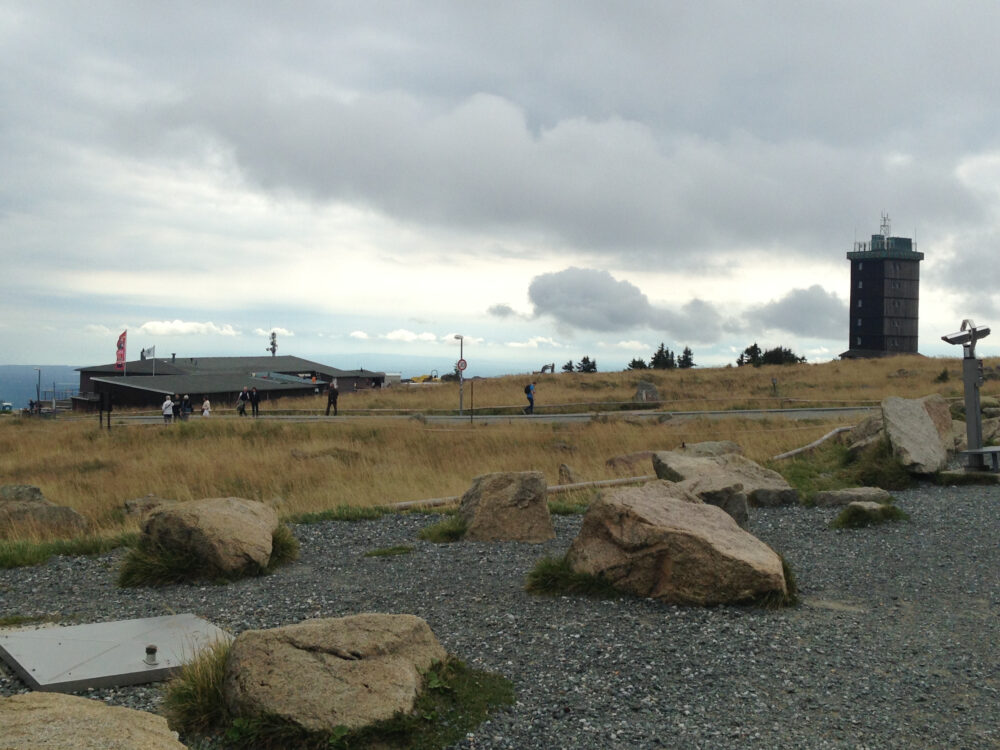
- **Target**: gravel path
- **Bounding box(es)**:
[2,483,999,749]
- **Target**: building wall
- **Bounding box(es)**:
[847,251,920,356]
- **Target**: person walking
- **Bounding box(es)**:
[171,394,181,422]
[162,395,174,424]
[201,395,211,417]
[236,386,249,416]
[325,379,339,416]
[523,381,536,414]
[181,394,192,421]
[249,386,261,418]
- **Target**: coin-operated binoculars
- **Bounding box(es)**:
[941,319,991,469]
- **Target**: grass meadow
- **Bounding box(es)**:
[1,354,995,544]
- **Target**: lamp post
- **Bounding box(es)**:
[454,334,465,416]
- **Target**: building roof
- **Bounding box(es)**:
[80,355,383,380]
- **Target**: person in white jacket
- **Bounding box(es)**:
[161,395,174,424]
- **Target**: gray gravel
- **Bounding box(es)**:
[2,483,999,749]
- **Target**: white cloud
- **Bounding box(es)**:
[384,329,439,343]
[505,336,561,349]
[349,330,370,340]
[137,320,240,336]
[253,327,294,337]
[84,324,114,336]
[610,340,650,350]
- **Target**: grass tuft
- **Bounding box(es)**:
[418,515,468,543]
[547,500,590,515]
[0,533,137,570]
[364,545,415,558]
[286,505,389,524]
[745,553,799,609]
[119,525,298,587]
[266,524,300,571]
[524,554,621,598]
[830,503,909,529]
[162,638,232,735]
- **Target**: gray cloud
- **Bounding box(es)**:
[527,267,730,343]
[487,304,518,319]
[745,286,847,339]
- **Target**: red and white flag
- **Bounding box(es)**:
[115,330,127,371]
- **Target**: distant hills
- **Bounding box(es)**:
[0,365,82,408]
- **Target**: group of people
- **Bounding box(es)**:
[236,386,261,417]
[161,394,206,423]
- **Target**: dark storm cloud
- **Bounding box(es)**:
[745,285,847,339]
[526,267,729,342]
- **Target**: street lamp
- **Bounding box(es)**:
[454,334,464,416]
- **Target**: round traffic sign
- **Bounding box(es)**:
[457,358,467,371]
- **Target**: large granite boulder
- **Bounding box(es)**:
[0,484,89,536]
[652,451,799,507]
[224,614,447,733]
[0,692,185,749]
[459,471,554,542]
[813,487,893,507]
[566,482,787,605]
[849,396,962,468]
[673,475,749,528]
[882,396,948,474]
[142,496,279,576]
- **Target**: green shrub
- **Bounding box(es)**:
[843,439,912,490]
[830,503,909,529]
[418,515,467,543]
[524,555,621,598]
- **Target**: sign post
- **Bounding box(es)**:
[454,334,466,416]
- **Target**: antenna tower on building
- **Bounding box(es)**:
[267,331,277,357]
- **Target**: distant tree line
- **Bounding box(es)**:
[625,343,694,371]
[735,343,806,367]
[562,356,597,373]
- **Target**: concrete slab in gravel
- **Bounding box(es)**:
[0,613,231,692]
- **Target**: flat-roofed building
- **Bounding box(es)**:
[842,214,923,358]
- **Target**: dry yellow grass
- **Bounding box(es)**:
[0,354,995,542]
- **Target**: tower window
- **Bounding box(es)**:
[857,299,862,308]
[857,262,863,270]
[858,281,863,289]
[857,318,862,327]
[856,336,862,345]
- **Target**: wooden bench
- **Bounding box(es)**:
[961,446,1000,471]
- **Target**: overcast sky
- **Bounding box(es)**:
[3,1,1000,376]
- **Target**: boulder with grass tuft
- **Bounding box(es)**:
[566,481,789,606]
[458,471,554,542]
[120,497,296,585]
[223,613,447,734]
